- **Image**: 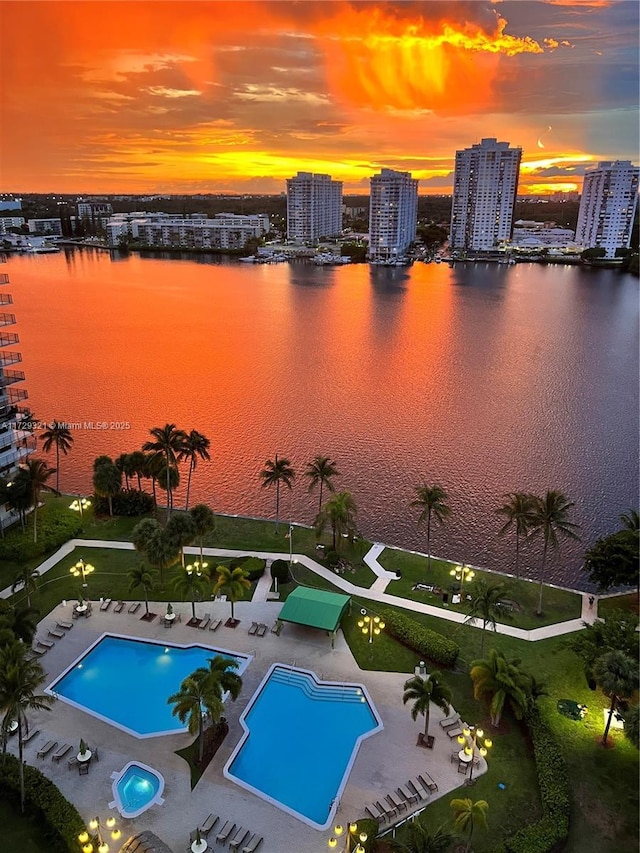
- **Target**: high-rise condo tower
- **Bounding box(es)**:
[286,172,343,243]
[575,161,639,258]
[368,168,418,262]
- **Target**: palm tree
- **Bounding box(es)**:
[145,527,181,588]
[464,580,511,654]
[0,603,38,646]
[410,484,451,574]
[402,672,452,742]
[200,655,243,708]
[620,509,639,532]
[143,424,188,519]
[166,511,196,567]
[390,823,455,853]
[213,565,250,622]
[179,430,211,510]
[167,672,222,763]
[127,564,156,617]
[156,463,180,511]
[315,490,357,552]
[0,641,55,811]
[450,798,489,853]
[189,503,216,563]
[143,450,164,506]
[260,454,295,533]
[594,650,639,747]
[11,566,39,609]
[623,704,639,750]
[16,458,57,543]
[115,453,135,490]
[40,421,73,492]
[173,564,210,619]
[305,455,340,516]
[129,450,146,490]
[92,457,122,516]
[496,492,536,579]
[528,491,580,615]
[470,648,531,727]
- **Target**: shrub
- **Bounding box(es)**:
[0,753,85,852]
[237,557,265,581]
[380,608,460,668]
[324,549,340,568]
[94,489,154,517]
[271,559,291,584]
[0,510,82,560]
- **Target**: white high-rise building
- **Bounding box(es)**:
[368,168,418,261]
[286,172,343,243]
[575,161,639,258]
[450,138,522,252]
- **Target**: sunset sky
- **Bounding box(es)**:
[1,1,638,195]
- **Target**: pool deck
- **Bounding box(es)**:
[13,600,486,853]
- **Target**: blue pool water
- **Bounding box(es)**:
[112,762,164,818]
[225,665,382,829]
[48,635,249,737]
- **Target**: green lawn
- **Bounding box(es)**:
[598,592,638,618]
[380,548,582,629]
[0,798,52,853]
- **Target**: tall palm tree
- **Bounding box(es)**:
[260,454,295,534]
[129,450,146,490]
[623,704,640,750]
[464,580,512,654]
[11,566,39,609]
[0,641,55,812]
[189,503,216,563]
[40,421,73,492]
[213,565,250,622]
[402,672,452,741]
[115,453,135,490]
[315,490,357,552]
[127,565,156,617]
[143,450,165,506]
[143,424,188,519]
[496,492,536,579]
[179,430,211,510]
[199,655,243,708]
[410,484,451,574]
[92,457,122,517]
[620,509,639,532]
[305,455,340,516]
[156,464,180,511]
[167,672,223,763]
[450,798,489,853]
[0,603,38,646]
[145,527,181,588]
[390,823,455,853]
[594,650,639,747]
[173,564,210,619]
[166,511,196,567]
[470,649,531,727]
[16,458,57,543]
[528,490,580,615]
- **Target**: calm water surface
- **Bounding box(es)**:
[8,250,639,590]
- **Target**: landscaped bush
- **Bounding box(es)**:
[236,556,265,581]
[271,558,291,584]
[0,511,82,560]
[324,549,340,568]
[380,608,460,667]
[94,489,154,517]
[0,753,85,852]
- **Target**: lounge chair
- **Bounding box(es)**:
[242,834,263,853]
[365,802,387,822]
[48,628,65,639]
[386,791,407,812]
[199,617,211,630]
[56,620,73,630]
[216,821,236,844]
[440,714,461,730]
[29,646,46,657]
[113,601,125,613]
[407,779,426,800]
[270,621,282,635]
[68,755,78,771]
[248,622,258,636]
[418,772,438,792]
[37,740,57,759]
[128,602,140,614]
[38,638,54,649]
[209,619,222,632]
[100,598,112,611]
[22,728,39,745]
[229,828,250,851]
[377,799,395,819]
[200,814,218,836]
[398,783,419,804]
[256,623,267,637]
[446,727,463,740]
[52,743,72,762]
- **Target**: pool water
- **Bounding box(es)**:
[225,665,382,829]
[48,635,250,737]
[110,762,165,818]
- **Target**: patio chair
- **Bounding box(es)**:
[113,601,125,613]
[386,791,407,812]
[48,628,65,639]
[229,828,250,851]
[29,646,47,657]
[200,814,218,836]
[68,755,78,771]
[451,751,460,763]
[56,620,73,630]
[209,619,222,632]
[38,638,55,649]
[164,617,173,628]
[439,714,461,730]
[446,727,463,740]
[90,746,99,761]
[256,623,267,637]
[418,772,438,792]
[458,760,469,774]
[100,598,112,611]
[199,617,211,630]
[37,740,57,759]
[72,609,80,620]
[51,743,72,762]
[248,622,259,636]
[22,728,39,745]
[365,803,386,822]
[128,602,140,614]
[377,799,395,819]
[242,834,263,853]
[398,783,419,804]
[407,779,426,801]
[271,621,283,635]
[216,821,236,844]
[78,762,89,776]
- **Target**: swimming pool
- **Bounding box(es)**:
[47,634,250,738]
[224,664,383,829]
[109,762,165,818]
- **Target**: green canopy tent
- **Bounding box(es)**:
[276,587,351,648]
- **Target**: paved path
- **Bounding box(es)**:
[4,538,598,641]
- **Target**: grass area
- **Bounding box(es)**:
[380,547,582,629]
[598,592,639,618]
[0,798,51,853]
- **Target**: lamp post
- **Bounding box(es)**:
[186,560,208,619]
[69,496,91,518]
[70,557,95,589]
[328,821,368,852]
[457,724,492,785]
[449,563,475,598]
[78,815,121,853]
[357,608,385,644]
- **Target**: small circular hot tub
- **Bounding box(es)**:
[109,762,165,818]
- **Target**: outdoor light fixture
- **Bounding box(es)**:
[457,724,493,784]
[358,608,385,644]
[79,815,120,853]
[449,563,475,595]
[186,560,208,576]
[69,496,91,517]
[327,822,366,851]
[70,557,95,588]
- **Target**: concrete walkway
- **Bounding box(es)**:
[5,538,597,641]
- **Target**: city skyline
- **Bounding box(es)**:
[1,1,638,195]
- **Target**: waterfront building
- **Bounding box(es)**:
[286,172,343,243]
[368,168,418,262]
[77,201,113,233]
[0,255,35,531]
[106,212,269,249]
[450,138,522,253]
[0,199,22,212]
[575,161,639,258]
[0,217,26,234]
[511,220,577,251]
[28,218,63,236]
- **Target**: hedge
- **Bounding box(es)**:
[0,753,85,852]
[0,511,82,561]
[380,608,460,668]
[94,489,154,517]
[235,557,265,581]
[271,559,291,584]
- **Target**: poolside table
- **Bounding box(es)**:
[191,840,207,853]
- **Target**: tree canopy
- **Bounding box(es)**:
[583,528,639,591]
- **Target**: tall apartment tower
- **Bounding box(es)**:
[575,161,639,258]
[286,172,343,243]
[0,255,35,531]
[450,138,522,253]
[368,168,418,262]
